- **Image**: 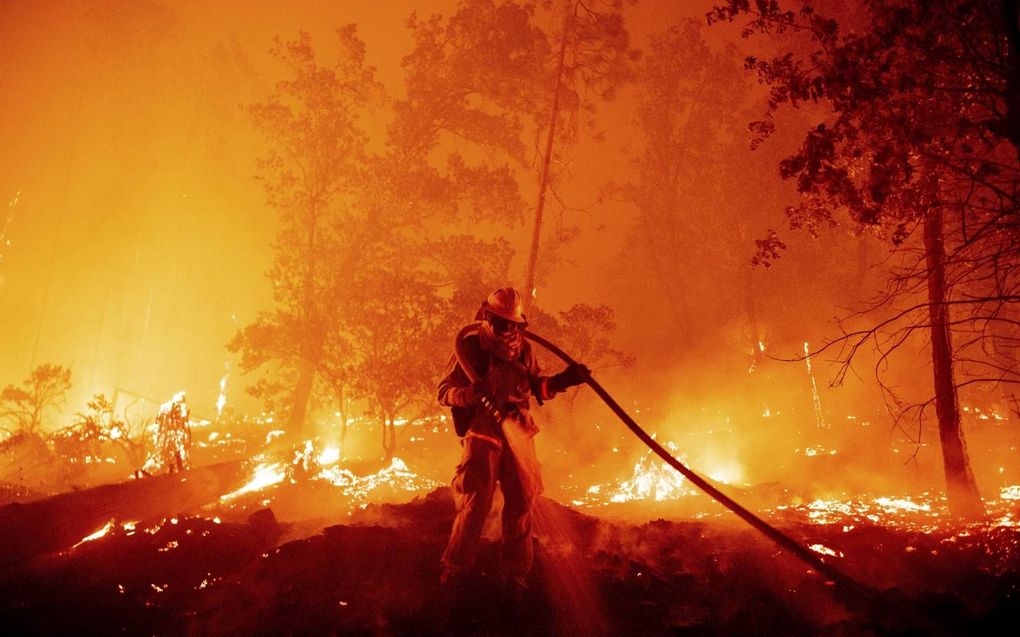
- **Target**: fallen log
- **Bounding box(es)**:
[0,460,246,566]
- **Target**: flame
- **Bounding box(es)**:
[873,497,931,513]
[808,543,844,558]
[74,520,115,548]
[216,363,229,418]
[572,443,697,506]
[804,341,825,428]
[317,445,341,466]
[315,456,439,503]
[220,461,286,501]
[773,488,1020,534]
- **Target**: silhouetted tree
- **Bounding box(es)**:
[229,28,382,437]
[50,393,142,484]
[621,20,762,351]
[234,25,521,458]
[524,0,638,302]
[710,0,1020,517]
[399,0,637,304]
[0,363,72,437]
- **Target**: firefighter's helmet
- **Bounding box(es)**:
[481,287,527,324]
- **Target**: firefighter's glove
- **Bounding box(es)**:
[549,363,590,394]
[461,378,491,406]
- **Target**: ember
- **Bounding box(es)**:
[219,461,286,501]
[72,520,115,548]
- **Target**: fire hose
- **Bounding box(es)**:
[521,330,873,593]
[455,323,906,623]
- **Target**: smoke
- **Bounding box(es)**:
[1,0,1013,511]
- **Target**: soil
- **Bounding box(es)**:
[1,486,1017,636]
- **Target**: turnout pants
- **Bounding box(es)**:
[441,423,542,583]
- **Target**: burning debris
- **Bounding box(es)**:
[1,486,1017,636]
[143,392,192,476]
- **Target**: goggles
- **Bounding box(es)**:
[488,313,525,334]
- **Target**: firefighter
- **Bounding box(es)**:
[439,287,589,601]
[153,391,192,474]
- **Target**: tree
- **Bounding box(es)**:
[50,393,143,484]
[620,19,765,354]
[345,246,447,463]
[235,23,522,457]
[399,0,637,305]
[0,364,72,438]
[523,0,637,303]
[229,28,382,438]
[709,0,1020,517]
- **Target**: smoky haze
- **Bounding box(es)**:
[1,0,1006,510]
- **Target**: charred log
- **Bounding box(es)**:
[0,460,246,565]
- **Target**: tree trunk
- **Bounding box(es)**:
[923,208,984,518]
[381,410,396,464]
[524,7,572,305]
[742,265,763,373]
[289,360,315,438]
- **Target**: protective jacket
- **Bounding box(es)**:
[438,330,556,441]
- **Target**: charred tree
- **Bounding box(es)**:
[923,208,984,517]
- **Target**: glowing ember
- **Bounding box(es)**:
[873,497,931,513]
[315,457,439,503]
[804,341,825,428]
[808,543,844,558]
[771,489,1020,536]
[220,461,286,501]
[317,446,341,466]
[1002,485,1020,500]
[573,443,697,506]
[73,520,115,548]
[0,191,17,266]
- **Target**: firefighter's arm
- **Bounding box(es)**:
[438,354,489,407]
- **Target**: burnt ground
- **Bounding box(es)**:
[0,487,1018,637]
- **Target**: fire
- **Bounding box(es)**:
[216,363,230,418]
[73,520,115,548]
[804,341,825,428]
[315,456,439,504]
[572,443,697,507]
[317,446,341,466]
[773,487,1020,534]
[808,543,844,558]
[220,461,286,501]
[873,497,931,513]
[214,438,438,514]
